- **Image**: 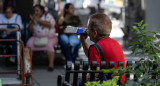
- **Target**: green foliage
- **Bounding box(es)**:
[101,20,160,86]
[125,20,160,86]
[85,76,119,86]
[101,66,126,79]
[0,80,2,86]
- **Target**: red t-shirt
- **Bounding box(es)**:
[89,37,126,83]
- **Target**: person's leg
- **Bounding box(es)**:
[69,35,80,62]
[88,7,96,15]
[58,34,72,61]
[47,51,55,68]
[9,35,17,55]
[46,36,57,71]
[7,34,17,63]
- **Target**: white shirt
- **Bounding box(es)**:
[33,13,55,36]
[0,13,23,29]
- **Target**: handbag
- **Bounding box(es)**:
[33,12,49,47]
[34,37,48,47]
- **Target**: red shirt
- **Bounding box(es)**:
[89,37,126,83]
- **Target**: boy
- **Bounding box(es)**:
[80,13,126,83]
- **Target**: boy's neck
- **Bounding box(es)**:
[95,35,109,43]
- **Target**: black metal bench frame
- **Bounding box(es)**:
[57,60,159,86]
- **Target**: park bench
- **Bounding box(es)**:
[57,60,159,86]
[57,60,132,86]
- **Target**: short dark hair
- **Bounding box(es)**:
[3,5,14,13]
[88,13,112,36]
[34,4,45,13]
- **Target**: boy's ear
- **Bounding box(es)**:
[94,31,98,38]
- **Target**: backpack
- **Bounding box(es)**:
[89,43,104,61]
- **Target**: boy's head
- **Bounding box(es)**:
[87,13,112,42]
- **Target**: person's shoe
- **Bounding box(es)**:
[9,57,15,63]
[64,65,66,69]
[64,63,74,70]
[71,63,74,70]
[48,67,54,72]
[5,57,16,67]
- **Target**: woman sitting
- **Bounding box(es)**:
[0,5,23,63]
[58,3,82,64]
[27,4,58,71]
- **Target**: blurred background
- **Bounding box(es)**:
[0,0,160,46]
[0,0,160,86]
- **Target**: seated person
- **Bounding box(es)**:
[26,4,58,71]
[58,3,81,64]
[80,13,126,83]
[0,5,23,63]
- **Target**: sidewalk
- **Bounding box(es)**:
[32,66,65,86]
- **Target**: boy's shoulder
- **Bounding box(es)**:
[98,37,119,44]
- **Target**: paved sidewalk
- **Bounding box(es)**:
[32,66,65,86]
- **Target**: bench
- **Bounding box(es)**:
[57,60,159,86]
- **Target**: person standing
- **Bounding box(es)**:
[83,0,99,15]
[44,0,61,20]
